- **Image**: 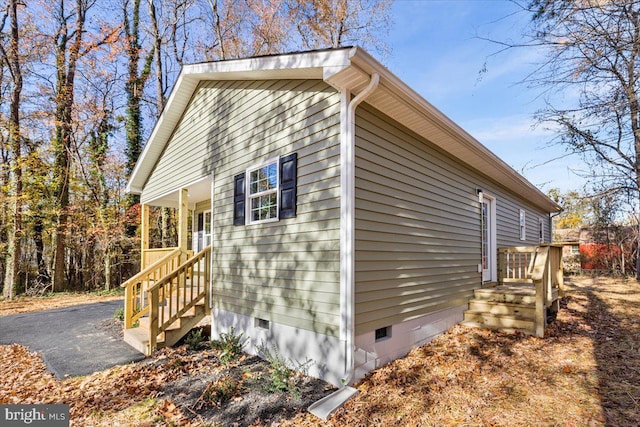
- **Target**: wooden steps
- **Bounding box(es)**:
[124,296,208,355]
[122,245,212,356]
[462,284,539,335]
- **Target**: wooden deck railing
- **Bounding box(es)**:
[142,247,179,270]
[498,245,564,337]
[121,248,183,329]
[498,246,536,283]
[147,246,211,351]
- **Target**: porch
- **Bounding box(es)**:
[462,245,564,337]
[121,186,213,355]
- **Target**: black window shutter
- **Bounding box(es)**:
[279,153,297,219]
[233,173,246,225]
[197,212,204,250]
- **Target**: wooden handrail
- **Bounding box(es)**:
[498,245,564,338]
[147,247,209,293]
[530,246,550,337]
[121,248,181,289]
[121,248,183,329]
[148,246,211,351]
[142,247,179,270]
[498,246,538,282]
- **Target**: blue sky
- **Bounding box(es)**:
[386,0,585,193]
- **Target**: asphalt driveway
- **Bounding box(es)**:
[0,300,144,379]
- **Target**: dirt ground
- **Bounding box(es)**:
[0,292,123,316]
[1,276,639,426]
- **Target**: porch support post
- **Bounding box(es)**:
[141,204,150,270]
[178,188,189,259]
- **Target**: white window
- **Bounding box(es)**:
[519,209,526,241]
[247,159,279,223]
[571,245,580,255]
[196,210,212,251]
[539,217,544,243]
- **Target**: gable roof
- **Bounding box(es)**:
[127,46,560,213]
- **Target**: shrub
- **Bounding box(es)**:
[203,376,240,406]
[185,328,209,351]
[113,306,125,321]
[257,342,313,398]
[211,327,246,364]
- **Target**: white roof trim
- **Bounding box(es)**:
[126,49,353,195]
[127,47,560,212]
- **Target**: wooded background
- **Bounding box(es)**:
[0,0,392,296]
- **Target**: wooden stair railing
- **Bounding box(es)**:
[530,245,564,337]
[121,248,182,329]
[498,245,564,337]
[147,246,211,352]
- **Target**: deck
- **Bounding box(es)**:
[462,245,563,337]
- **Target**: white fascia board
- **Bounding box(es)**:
[126,70,199,195]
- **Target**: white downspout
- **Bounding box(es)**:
[341,72,379,386]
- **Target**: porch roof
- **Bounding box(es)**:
[127,47,560,213]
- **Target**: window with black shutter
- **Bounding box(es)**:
[235,152,298,225]
[279,153,297,219]
[233,173,246,225]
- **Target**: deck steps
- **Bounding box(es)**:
[124,286,209,355]
[124,303,207,355]
[472,286,537,305]
[462,283,538,335]
[468,299,536,318]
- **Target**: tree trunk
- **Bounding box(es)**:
[33,215,48,284]
[52,0,86,291]
[123,0,152,236]
[636,222,640,281]
[104,246,111,291]
[3,0,23,298]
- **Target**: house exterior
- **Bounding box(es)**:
[126,47,561,387]
[555,226,635,274]
[554,228,581,273]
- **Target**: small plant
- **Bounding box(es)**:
[185,328,209,351]
[257,342,313,398]
[202,376,241,406]
[211,327,246,364]
[113,306,125,321]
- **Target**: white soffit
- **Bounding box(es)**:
[347,48,560,213]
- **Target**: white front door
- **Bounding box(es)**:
[481,195,496,282]
[197,210,212,251]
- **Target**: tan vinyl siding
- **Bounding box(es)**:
[195,200,211,212]
[493,192,551,247]
[354,104,552,334]
[143,79,342,337]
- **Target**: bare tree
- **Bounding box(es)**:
[503,0,640,279]
[289,0,393,57]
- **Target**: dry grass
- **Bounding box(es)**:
[1,276,639,426]
[283,276,640,427]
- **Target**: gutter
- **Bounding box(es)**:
[309,71,379,421]
[342,72,379,385]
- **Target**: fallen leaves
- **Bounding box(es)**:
[0,292,123,316]
[279,276,639,427]
[2,276,639,426]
